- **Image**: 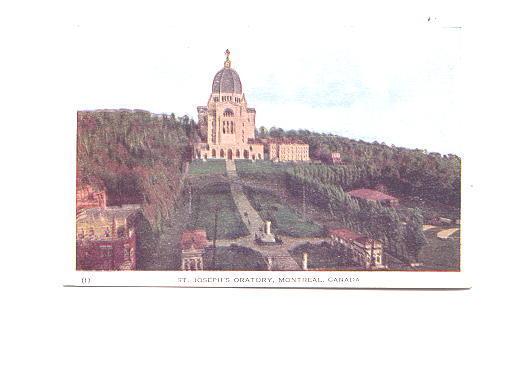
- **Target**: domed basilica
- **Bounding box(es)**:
[194,50,264,160]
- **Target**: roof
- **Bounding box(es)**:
[181,230,208,251]
[266,138,307,145]
[212,67,242,94]
[328,228,361,241]
[329,228,382,247]
[347,188,398,202]
[76,205,140,223]
[355,236,381,246]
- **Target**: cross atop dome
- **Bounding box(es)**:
[224,49,231,68]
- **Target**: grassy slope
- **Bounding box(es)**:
[419,227,460,270]
[243,186,323,238]
[188,159,226,176]
[187,182,248,240]
[235,159,293,178]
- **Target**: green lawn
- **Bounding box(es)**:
[188,159,226,176]
[418,227,460,270]
[204,245,267,270]
[187,182,248,240]
[235,159,293,178]
[244,187,323,238]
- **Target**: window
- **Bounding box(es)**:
[220,149,225,158]
[212,149,216,158]
[124,244,131,261]
[99,245,112,258]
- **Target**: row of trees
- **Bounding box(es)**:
[286,171,426,260]
[257,127,461,208]
[77,110,196,232]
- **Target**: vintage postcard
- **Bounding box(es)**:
[68,14,467,288]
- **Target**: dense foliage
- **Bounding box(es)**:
[77,109,196,231]
[286,172,426,260]
[258,127,461,208]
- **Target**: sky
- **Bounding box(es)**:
[72,1,462,155]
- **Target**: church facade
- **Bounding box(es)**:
[194,50,264,161]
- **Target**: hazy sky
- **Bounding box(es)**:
[73,1,462,154]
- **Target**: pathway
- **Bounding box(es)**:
[437,227,459,240]
[223,160,320,270]
[225,160,264,235]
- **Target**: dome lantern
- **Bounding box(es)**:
[224,49,231,68]
[211,49,242,94]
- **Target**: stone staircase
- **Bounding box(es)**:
[269,254,301,271]
[224,160,302,271]
[226,160,238,178]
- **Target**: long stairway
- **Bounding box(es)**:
[269,254,301,271]
[224,160,301,270]
[226,160,266,235]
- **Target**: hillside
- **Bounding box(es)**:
[77,109,197,231]
[76,110,460,268]
[257,127,461,208]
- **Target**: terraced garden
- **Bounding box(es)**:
[188,159,226,176]
[235,159,293,179]
[243,186,324,238]
[187,182,248,240]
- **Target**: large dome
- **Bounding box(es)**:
[212,67,242,94]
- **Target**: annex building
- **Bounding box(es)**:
[266,138,309,162]
[76,203,140,271]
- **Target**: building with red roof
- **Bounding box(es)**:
[76,183,107,215]
[347,188,399,207]
[328,228,385,269]
[328,228,361,242]
[181,230,208,270]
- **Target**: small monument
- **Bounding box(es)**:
[266,257,273,271]
[258,220,276,244]
[302,252,308,271]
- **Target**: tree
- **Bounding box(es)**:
[405,208,427,260]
